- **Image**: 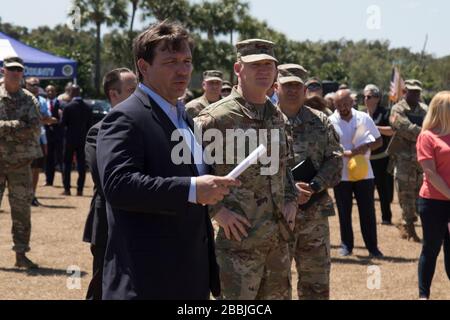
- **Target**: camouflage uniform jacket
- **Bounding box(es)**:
[283,105,343,217]
[185,94,210,118]
[389,99,427,161]
[0,85,42,169]
[195,88,298,249]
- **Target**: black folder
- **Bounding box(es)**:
[291,158,316,182]
[291,158,326,210]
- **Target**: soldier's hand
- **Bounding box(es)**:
[41,116,56,125]
[283,201,297,231]
[296,182,312,205]
[196,175,240,206]
[214,207,251,242]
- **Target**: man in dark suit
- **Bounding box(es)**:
[96,21,239,300]
[61,85,92,196]
[44,85,64,186]
[83,67,137,300]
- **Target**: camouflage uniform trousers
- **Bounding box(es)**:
[0,165,33,253]
[216,234,292,300]
[394,157,423,225]
[290,203,331,300]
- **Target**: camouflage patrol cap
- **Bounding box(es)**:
[277,64,308,84]
[203,70,223,82]
[404,79,422,91]
[236,39,278,63]
[3,56,24,69]
[221,80,233,90]
[305,78,322,90]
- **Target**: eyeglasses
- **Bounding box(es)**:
[5,66,24,72]
[364,95,373,100]
[28,83,40,87]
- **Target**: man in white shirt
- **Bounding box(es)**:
[329,89,384,258]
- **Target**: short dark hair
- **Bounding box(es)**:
[305,96,328,112]
[103,68,133,101]
[133,20,193,82]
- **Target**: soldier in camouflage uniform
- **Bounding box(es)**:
[185,70,223,118]
[388,79,428,242]
[221,80,233,98]
[195,39,298,300]
[0,56,42,269]
[276,64,343,300]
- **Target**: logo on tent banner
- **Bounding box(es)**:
[23,65,74,78]
[63,65,74,77]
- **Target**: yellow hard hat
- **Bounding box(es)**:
[348,155,369,181]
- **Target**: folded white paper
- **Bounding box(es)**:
[352,124,375,149]
[226,144,267,179]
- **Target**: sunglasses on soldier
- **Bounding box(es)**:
[306,83,322,91]
[5,66,24,72]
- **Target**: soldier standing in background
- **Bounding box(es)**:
[221,80,233,98]
[0,56,42,269]
[185,70,223,118]
[276,63,343,300]
[389,79,428,242]
[195,39,299,300]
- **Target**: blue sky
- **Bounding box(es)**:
[1,0,449,57]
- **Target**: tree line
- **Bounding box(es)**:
[1,0,449,100]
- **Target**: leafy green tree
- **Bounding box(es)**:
[0,18,29,38]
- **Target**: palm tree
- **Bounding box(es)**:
[129,0,140,34]
[141,0,190,24]
[70,0,128,96]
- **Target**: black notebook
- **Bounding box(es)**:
[291,158,317,182]
[291,158,326,210]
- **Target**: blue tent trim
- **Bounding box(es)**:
[0,31,77,79]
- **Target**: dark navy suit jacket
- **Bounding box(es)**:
[96,86,220,300]
[83,121,107,247]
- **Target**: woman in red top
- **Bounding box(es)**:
[416,91,450,300]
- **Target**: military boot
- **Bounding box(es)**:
[15,253,38,269]
[397,223,421,242]
[405,223,421,242]
[397,223,408,239]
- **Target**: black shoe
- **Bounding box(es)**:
[62,190,71,196]
[77,190,83,196]
[381,220,392,225]
[31,197,41,207]
[339,247,352,257]
[15,253,38,269]
[369,249,384,258]
[42,182,53,187]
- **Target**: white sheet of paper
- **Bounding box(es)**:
[353,130,375,148]
[226,144,267,179]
